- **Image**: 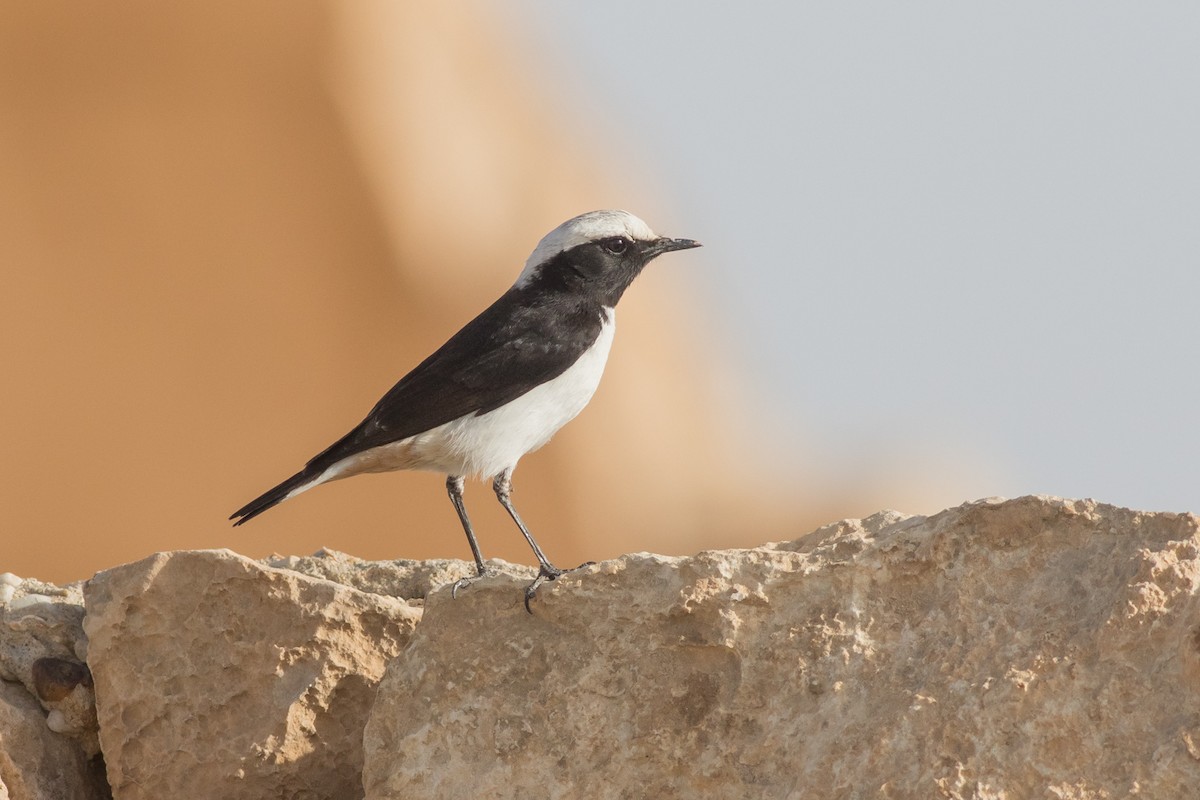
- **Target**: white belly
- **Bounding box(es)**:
[307,309,616,488]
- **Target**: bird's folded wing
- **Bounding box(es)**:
[303,292,601,470]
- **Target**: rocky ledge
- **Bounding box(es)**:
[2,496,1199,799]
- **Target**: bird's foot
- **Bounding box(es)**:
[451,567,491,599]
[522,561,595,613]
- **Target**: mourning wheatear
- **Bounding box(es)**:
[231,210,701,607]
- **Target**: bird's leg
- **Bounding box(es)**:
[493,469,591,612]
[493,470,559,575]
[447,475,488,598]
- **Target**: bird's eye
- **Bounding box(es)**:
[601,237,629,255]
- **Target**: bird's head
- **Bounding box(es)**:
[514,210,701,306]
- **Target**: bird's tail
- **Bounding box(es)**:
[229,467,319,526]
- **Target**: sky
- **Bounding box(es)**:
[509,2,1200,514]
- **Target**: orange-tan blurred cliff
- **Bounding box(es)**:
[1,2,871,584]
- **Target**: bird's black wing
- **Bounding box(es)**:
[305,289,606,470]
[231,289,604,525]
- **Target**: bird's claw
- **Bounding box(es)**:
[454,562,594,611]
[522,561,596,613]
[522,563,564,613]
[451,568,490,599]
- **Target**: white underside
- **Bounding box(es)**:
[288,308,616,497]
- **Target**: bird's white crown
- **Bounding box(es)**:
[516,210,657,287]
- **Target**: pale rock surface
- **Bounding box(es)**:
[0,679,108,800]
[83,549,422,800]
[262,548,490,600]
[363,496,1200,799]
[0,574,99,756]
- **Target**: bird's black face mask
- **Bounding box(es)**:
[536,236,700,307]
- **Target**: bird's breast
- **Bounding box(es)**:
[437,307,616,477]
[338,307,617,481]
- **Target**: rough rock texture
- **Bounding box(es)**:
[0,679,108,800]
[4,496,1199,799]
[83,550,422,800]
[262,548,486,601]
[363,496,1200,799]
[0,573,99,757]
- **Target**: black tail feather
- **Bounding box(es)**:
[230,467,315,526]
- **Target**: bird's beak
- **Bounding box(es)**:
[644,237,702,258]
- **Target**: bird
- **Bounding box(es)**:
[231,209,701,608]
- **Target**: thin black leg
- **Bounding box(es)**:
[493,469,571,612]
[493,469,561,576]
[447,475,488,598]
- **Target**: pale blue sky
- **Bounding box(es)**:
[510,3,1200,513]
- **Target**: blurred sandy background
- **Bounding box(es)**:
[1,2,888,584]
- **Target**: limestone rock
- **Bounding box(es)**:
[261,548,489,601]
[83,549,421,800]
[363,496,1200,799]
[0,574,98,756]
[0,678,108,800]
[0,574,86,689]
